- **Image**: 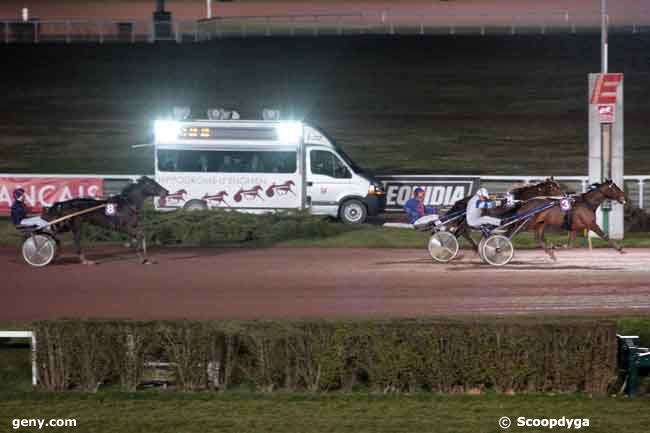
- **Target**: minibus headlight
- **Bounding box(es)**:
[154,120,180,142]
[368,182,385,195]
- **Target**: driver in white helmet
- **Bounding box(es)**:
[466,187,502,228]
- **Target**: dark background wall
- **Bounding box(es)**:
[1,34,649,174]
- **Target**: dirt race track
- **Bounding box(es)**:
[2,246,650,321]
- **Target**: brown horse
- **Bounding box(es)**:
[445,178,565,251]
[512,180,626,260]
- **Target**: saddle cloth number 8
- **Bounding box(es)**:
[105,203,117,216]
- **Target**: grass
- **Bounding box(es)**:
[1,35,650,175]
[1,316,650,432]
[1,391,649,433]
[278,226,650,249]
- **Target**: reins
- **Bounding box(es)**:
[44,204,107,227]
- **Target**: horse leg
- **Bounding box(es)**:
[72,221,95,265]
[536,223,556,261]
[133,229,154,264]
[567,230,577,249]
[589,223,625,254]
[460,226,478,254]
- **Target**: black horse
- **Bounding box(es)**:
[42,176,168,265]
[443,178,565,252]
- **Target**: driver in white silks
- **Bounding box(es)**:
[466,187,502,228]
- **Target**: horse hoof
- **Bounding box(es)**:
[142,259,156,265]
[82,260,97,265]
[619,249,626,255]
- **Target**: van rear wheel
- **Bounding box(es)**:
[340,200,367,224]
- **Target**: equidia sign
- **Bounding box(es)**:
[377,176,480,212]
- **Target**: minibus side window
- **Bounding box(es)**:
[310,150,351,179]
[157,149,296,173]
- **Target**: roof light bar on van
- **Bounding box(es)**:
[154,120,181,143]
[172,106,191,120]
[276,121,302,144]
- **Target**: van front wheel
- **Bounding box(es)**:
[339,200,367,224]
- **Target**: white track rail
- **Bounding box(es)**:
[0,330,37,386]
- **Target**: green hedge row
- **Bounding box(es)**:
[34,319,617,394]
[77,209,357,246]
[2,209,357,246]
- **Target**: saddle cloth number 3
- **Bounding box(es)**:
[560,198,572,212]
[105,203,117,216]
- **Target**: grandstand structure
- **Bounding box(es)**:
[1,10,649,43]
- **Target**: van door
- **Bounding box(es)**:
[306,148,353,217]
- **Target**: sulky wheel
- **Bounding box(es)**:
[428,231,459,263]
[481,234,514,266]
[22,233,58,267]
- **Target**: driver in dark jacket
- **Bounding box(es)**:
[11,188,49,229]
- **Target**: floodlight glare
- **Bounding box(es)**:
[276,121,303,144]
[154,120,180,143]
[172,106,191,120]
[263,109,281,121]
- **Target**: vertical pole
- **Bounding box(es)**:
[601,0,611,236]
[300,127,307,211]
[602,123,612,233]
[639,179,644,209]
[206,0,212,20]
[31,333,38,386]
[627,352,638,397]
[4,22,8,44]
[601,0,608,73]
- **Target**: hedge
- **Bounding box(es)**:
[76,208,358,246]
[33,319,617,394]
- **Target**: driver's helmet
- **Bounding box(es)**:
[13,188,25,200]
[477,187,489,198]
